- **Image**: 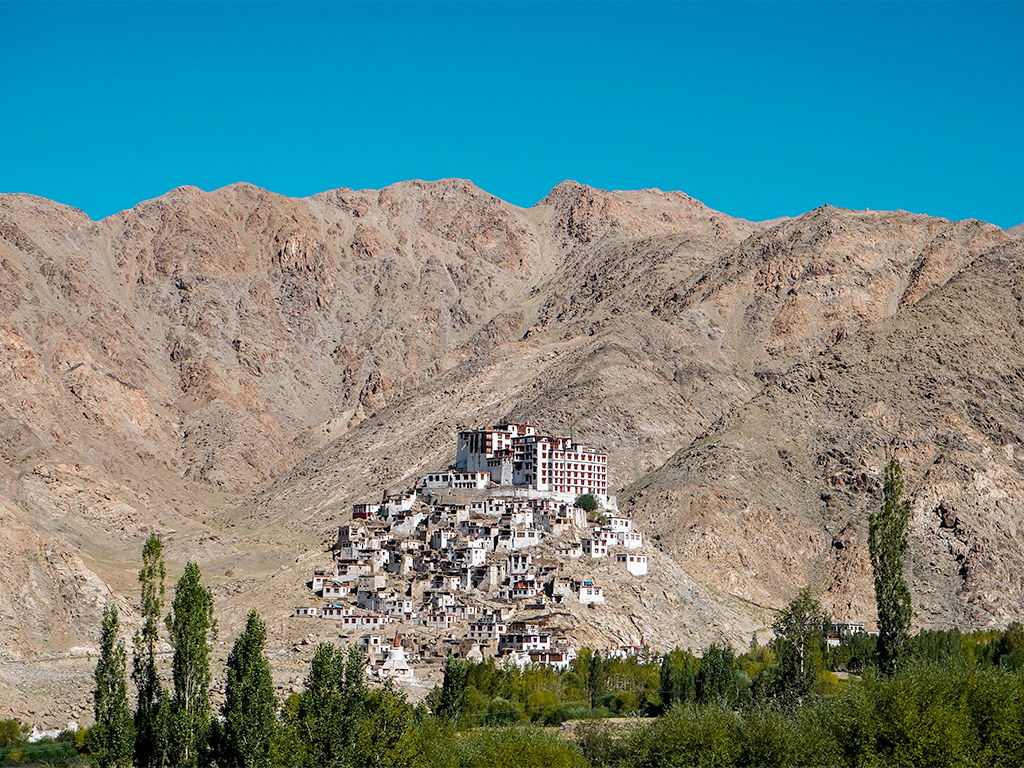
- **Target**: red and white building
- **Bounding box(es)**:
[456,423,609,503]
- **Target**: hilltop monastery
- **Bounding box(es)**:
[294,423,650,678]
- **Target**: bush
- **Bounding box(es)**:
[629,704,741,768]
[575,494,598,512]
[456,725,589,768]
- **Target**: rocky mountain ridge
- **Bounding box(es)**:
[0,178,1020,723]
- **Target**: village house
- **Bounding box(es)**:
[499,623,552,653]
[616,552,648,576]
[529,649,576,670]
[322,580,352,599]
[321,604,355,620]
[582,537,608,558]
[338,612,391,629]
[294,606,319,617]
[578,581,605,605]
[467,617,509,642]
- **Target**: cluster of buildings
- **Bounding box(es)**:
[293,423,652,676]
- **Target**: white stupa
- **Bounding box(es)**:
[379,634,414,680]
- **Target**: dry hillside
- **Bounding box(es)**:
[0,178,1020,724]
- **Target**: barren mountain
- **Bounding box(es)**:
[0,178,1019,724]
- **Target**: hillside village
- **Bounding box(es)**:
[292,423,653,679]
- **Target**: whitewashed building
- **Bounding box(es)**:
[616,552,648,576]
[578,581,605,604]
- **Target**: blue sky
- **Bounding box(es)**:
[2,1,1022,227]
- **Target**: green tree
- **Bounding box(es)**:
[297,644,369,768]
[696,644,736,706]
[90,604,133,767]
[571,649,606,713]
[433,654,469,723]
[659,648,699,711]
[166,561,216,768]
[772,587,829,702]
[220,610,276,768]
[132,533,168,768]
[870,460,913,675]
[574,494,599,513]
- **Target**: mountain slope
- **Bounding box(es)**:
[625,239,1024,629]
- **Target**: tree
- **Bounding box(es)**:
[220,610,276,768]
[433,654,469,723]
[771,587,828,701]
[570,649,606,713]
[696,643,737,706]
[574,494,599,513]
[166,561,216,768]
[659,648,699,711]
[90,604,133,768]
[132,533,167,768]
[297,644,369,768]
[870,460,913,675]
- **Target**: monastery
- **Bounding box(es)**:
[293,423,650,676]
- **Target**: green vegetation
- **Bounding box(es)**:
[132,533,167,768]
[575,493,599,512]
[219,610,277,768]
[59,519,1024,768]
[89,604,132,767]
[166,561,216,768]
[870,460,913,675]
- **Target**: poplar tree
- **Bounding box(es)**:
[220,610,276,768]
[298,644,369,768]
[870,460,913,675]
[771,587,828,701]
[132,533,167,768]
[166,561,216,768]
[90,604,133,767]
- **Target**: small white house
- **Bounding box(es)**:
[617,531,643,549]
[607,516,632,533]
[322,581,352,599]
[507,553,533,575]
[616,552,648,576]
[510,528,542,550]
[294,606,319,618]
[578,581,605,605]
[582,538,608,558]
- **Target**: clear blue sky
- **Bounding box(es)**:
[2,1,1022,227]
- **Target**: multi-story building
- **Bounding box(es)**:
[456,423,609,502]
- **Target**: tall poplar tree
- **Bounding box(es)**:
[132,533,167,768]
[220,610,276,768]
[90,604,133,768]
[870,460,913,675]
[166,561,216,768]
[298,644,368,768]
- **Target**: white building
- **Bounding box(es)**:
[617,531,643,549]
[507,554,533,575]
[582,538,608,558]
[509,528,542,550]
[578,581,605,604]
[321,605,355,620]
[418,471,490,490]
[467,619,509,642]
[499,625,551,653]
[456,423,609,503]
[322,581,352,599]
[294,606,319,617]
[379,636,415,680]
[616,552,648,576]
